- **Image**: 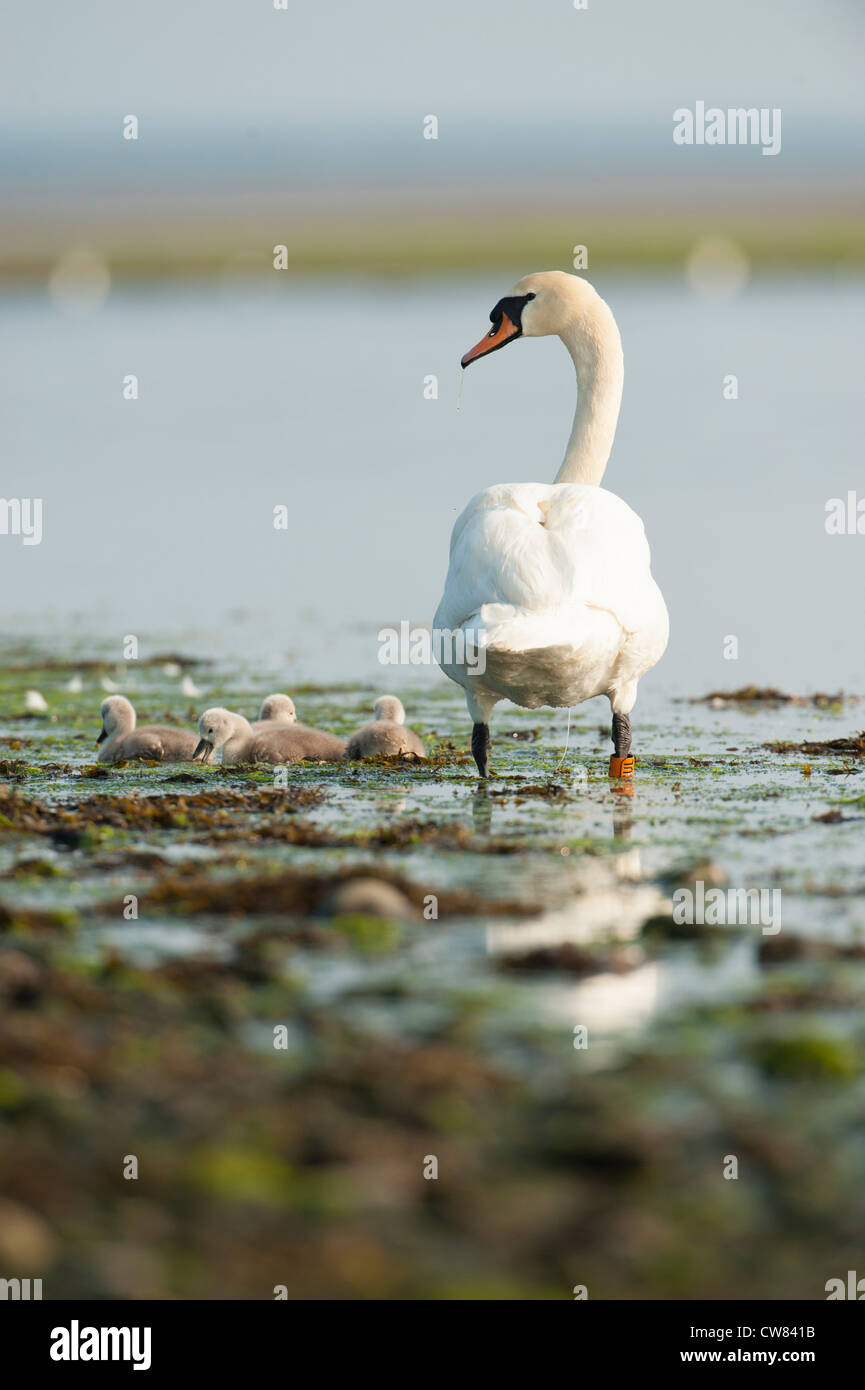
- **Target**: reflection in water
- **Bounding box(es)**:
[549,937,757,1037]
[487,894,758,1038]
[486,872,666,954]
[470,777,635,843]
[472,786,492,834]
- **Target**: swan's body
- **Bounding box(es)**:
[193,708,346,765]
[96,695,198,763]
[346,696,426,760]
[253,725,346,764]
[251,694,348,756]
[436,482,666,713]
[435,271,668,778]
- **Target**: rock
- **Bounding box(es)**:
[667,858,727,889]
[759,936,827,966]
[323,877,415,920]
[0,1199,57,1267]
[0,950,44,1003]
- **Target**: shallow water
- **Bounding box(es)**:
[2,649,863,1024]
[1,640,864,1298]
[1,274,863,692]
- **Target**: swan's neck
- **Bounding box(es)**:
[224,719,253,761]
[554,299,624,486]
[108,712,134,739]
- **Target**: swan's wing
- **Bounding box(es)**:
[122,731,165,762]
[436,483,660,651]
[347,722,424,759]
[134,726,198,761]
[437,484,565,630]
[252,728,346,763]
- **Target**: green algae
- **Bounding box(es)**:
[1,643,864,1297]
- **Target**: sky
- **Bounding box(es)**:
[2,0,863,151]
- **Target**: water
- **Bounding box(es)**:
[1,627,863,1300]
[1,273,863,693]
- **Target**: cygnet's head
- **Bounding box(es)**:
[374,696,405,724]
[460,270,610,368]
[258,693,297,724]
[193,707,251,763]
[97,694,135,745]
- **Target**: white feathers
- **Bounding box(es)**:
[436,271,668,728]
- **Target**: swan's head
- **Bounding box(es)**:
[374,696,405,724]
[97,694,135,744]
[258,693,297,724]
[193,707,250,763]
[461,271,600,367]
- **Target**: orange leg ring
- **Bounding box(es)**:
[609,754,635,779]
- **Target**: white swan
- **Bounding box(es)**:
[434,271,668,780]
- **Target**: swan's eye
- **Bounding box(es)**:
[489,292,535,330]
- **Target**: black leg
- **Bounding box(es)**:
[471,721,490,778]
[612,713,632,759]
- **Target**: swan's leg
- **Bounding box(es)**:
[612,712,631,757]
[466,689,498,780]
[471,722,490,778]
[609,712,635,779]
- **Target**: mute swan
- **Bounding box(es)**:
[434,271,668,780]
[193,707,346,765]
[346,696,426,759]
[252,693,297,731]
[96,695,198,763]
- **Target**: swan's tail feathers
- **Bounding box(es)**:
[475,604,590,658]
[437,604,624,711]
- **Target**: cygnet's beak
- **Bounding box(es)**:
[192,738,214,764]
[96,728,107,746]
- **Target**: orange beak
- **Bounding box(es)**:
[461,311,520,368]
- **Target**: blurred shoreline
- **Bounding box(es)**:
[4,115,863,280]
[3,200,863,281]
